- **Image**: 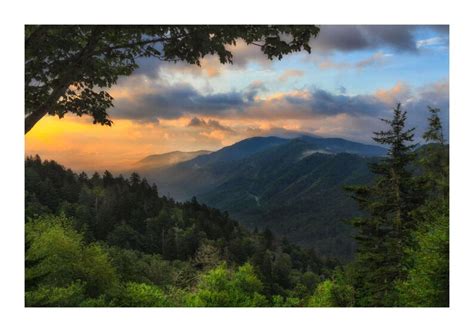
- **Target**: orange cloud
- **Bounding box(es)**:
[265,90,311,101]
[278,69,305,82]
[375,82,410,105]
[317,52,390,71]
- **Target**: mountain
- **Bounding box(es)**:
[197,139,378,259]
[193,136,288,164]
[143,135,385,200]
[135,150,211,171]
[142,136,385,259]
[141,136,290,199]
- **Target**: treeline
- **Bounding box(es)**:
[25,156,337,307]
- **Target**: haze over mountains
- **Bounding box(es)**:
[135,135,386,259]
[135,150,211,171]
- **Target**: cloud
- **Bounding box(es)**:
[355,51,391,68]
[312,25,419,53]
[416,36,449,49]
[187,117,206,127]
[227,40,274,68]
[429,25,449,34]
[111,83,248,121]
[187,117,235,133]
[133,55,225,82]
[318,58,351,70]
[317,51,392,70]
[278,69,305,82]
[306,89,388,116]
[247,80,267,92]
[159,56,224,78]
[146,39,274,81]
[374,82,411,105]
[110,73,448,143]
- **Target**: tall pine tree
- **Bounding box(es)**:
[346,103,422,306]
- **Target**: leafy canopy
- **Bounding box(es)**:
[185,263,268,307]
[25,215,119,305]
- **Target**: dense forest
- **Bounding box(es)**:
[25,104,449,307]
[25,156,337,306]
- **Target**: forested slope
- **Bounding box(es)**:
[198,139,378,259]
[25,156,336,307]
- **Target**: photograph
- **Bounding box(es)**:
[24,24,449,308]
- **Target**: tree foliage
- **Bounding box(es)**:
[25,215,119,306]
[120,282,169,307]
[307,268,355,307]
[185,263,267,307]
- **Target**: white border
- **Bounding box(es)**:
[1,1,473,331]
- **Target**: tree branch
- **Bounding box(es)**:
[25,28,105,134]
[96,33,190,55]
[25,108,48,134]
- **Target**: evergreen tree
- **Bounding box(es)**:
[346,103,422,306]
[420,106,449,198]
[423,106,445,144]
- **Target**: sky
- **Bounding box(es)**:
[25,25,449,172]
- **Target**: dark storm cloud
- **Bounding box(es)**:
[312,25,441,53]
[112,84,248,121]
[284,89,387,116]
